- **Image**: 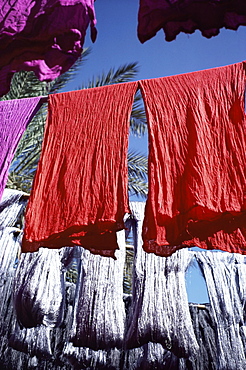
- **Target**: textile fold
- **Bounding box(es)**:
[0,188,28,228]
[69,231,126,349]
[138,0,246,43]
[140,62,246,256]
[196,251,246,369]
[0,0,97,97]
[13,247,74,328]
[0,97,42,201]
[124,202,198,358]
[22,82,138,257]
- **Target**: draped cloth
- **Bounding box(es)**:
[125,202,198,358]
[138,0,246,43]
[0,97,42,201]
[0,0,97,97]
[13,247,74,328]
[22,82,137,256]
[0,188,28,228]
[196,251,246,370]
[139,62,246,256]
[69,231,126,350]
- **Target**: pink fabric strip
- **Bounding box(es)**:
[0,97,42,200]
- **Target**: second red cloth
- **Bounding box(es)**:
[140,62,246,256]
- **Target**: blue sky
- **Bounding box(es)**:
[63,0,246,303]
[64,0,246,86]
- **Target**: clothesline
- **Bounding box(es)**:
[1,61,246,260]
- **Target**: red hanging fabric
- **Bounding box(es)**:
[140,62,246,256]
[22,82,138,257]
[138,0,246,43]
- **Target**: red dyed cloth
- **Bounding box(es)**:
[0,0,97,97]
[138,0,246,43]
[22,82,138,257]
[140,62,246,256]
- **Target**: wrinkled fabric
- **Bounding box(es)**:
[13,247,74,328]
[0,234,73,367]
[122,343,180,370]
[196,251,246,370]
[234,254,246,325]
[0,188,28,228]
[138,0,246,43]
[64,344,122,369]
[184,304,218,370]
[22,82,137,257]
[0,228,24,366]
[0,97,42,201]
[125,202,198,358]
[0,0,97,97]
[70,230,126,349]
[140,62,246,256]
[8,325,53,358]
[0,228,21,321]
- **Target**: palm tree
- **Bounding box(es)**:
[2,50,148,198]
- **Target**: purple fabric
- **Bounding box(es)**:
[0,0,97,97]
[138,0,246,43]
[0,97,42,200]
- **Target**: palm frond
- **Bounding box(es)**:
[128,149,148,198]
[80,62,139,89]
[128,150,148,181]
[130,90,147,136]
[0,71,48,101]
[128,177,148,198]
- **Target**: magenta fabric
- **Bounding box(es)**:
[138,0,246,43]
[22,82,138,257]
[0,0,97,97]
[140,62,246,257]
[0,97,42,200]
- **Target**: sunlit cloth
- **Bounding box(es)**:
[125,202,198,358]
[22,82,137,257]
[122,343,180,370]
[9,325,53,359]
[196,251,246,370]
[13,247,74,328]
[226,254,246,354]
[0,188,28,228]
[139,62,246,256]
[0,0,97,97]
[182,304,218,370]
[234,254,246,314]
[69,230,126,349]
[0,228,22,364]
[0,228,21,320]
[0,97,42,201]
[64,344,121,369]
[138,0,246,43]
